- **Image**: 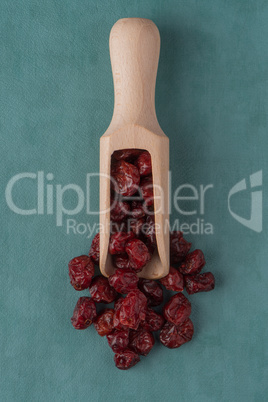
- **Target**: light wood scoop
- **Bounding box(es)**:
[99,18,169,279]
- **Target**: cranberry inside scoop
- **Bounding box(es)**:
[112,149,143,161]
[110,198,130,222]
[140,176,154,207]
[125,239,151,272]
[112,254,133,270]
[109,232,136,255]
[107,149,155,274]
[135,151,152,177]
[111,160,140,197]
[130,201,146,219]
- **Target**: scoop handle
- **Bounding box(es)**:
[109,18,160,128]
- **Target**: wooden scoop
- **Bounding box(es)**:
[99,18,169,279]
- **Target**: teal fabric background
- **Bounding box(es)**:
[1,1,267,401]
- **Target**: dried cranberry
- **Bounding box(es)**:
[145,204,155,215]
[110,198,130,222]
[159,266,184,292]
[89,276,118,303]
[129,329,155,356]
[114,349,140,370]
[144,240,156,256]
[185,272,215,295]
[114,297,124,310]
[130,218,145,236]
[71,297,97,330]
[131,201,146,219]
[138,278,163,307]
[107,329,129,352]
[94,309,114,336]
[135,151,152,177]
[68,255,94,291]
[179,249,206,275]
[125,239,151,272]
[141,308,165,332]
[108,269,139,294]
[119,290,147,330]
[113,298,127,330]
[111,160,140,197]
[170,231,191,264]
[109,231,135,255]
[89,233,100,265]
[163,293,191,326]
[110,221,127,234]
[140,176,154,206]
[160,319,194,348]
[143,215,156,247]
[112,149,143,161]
[112,254,133,270]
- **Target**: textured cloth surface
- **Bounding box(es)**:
[1,1,267,401]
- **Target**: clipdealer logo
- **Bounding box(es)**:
[228,170,262,233]
[4,170,263,235]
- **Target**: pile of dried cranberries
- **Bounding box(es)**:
[68,149,215,370]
